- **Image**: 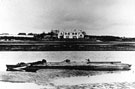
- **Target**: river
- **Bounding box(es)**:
[0,51,135,89]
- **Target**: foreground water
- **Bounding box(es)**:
[0,51,135,89]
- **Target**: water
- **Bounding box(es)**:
[0,51,135,87]
[0,82,44,89]
[52,71,135,85]
[0,51,135,71]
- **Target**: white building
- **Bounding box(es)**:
[58,30,84,39]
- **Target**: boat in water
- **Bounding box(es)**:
[6,59,131,72]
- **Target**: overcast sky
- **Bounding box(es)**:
[0,0,135,37]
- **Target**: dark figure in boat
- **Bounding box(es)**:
[86,58,91,64]
[29,59,47,66]
[63,59,71,63]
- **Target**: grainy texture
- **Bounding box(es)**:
[0,70,135,89]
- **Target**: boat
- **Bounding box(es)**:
[6,59,131,72]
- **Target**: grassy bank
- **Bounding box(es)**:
[0,41,135,51]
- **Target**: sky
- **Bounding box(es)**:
[0,0,135,37]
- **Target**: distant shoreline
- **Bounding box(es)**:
[0,41,135,51]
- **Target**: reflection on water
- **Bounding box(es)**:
[0,81,44,89]
[52,71,135,85]
[1,69,134,86]
[0,51,135,71]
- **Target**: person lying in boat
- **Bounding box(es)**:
[63,59,70,63]
[29,59,47,66]
[17,62,27,66]
[86,59,91,64]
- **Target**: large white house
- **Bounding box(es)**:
[58,30,84,39]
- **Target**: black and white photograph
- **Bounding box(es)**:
[0,0,135,89]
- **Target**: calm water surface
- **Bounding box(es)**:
[1,51,135,86]
[0,51,135,71]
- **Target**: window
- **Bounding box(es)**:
[72,33,74,35]
[66,36,69,38]
[73,36,77,39]
[79,35,83,38]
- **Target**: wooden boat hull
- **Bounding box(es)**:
[6,62,131,72]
